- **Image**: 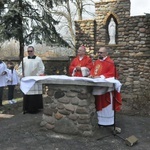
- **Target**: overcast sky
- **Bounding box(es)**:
[130,0,150,16]
[93,0,150,16]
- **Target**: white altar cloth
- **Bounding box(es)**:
[20,75,122,94]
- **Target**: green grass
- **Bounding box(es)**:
[2,97,23,105]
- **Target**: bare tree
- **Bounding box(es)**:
[71,0,95,20]
[50,0,95,48]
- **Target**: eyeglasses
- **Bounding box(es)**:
[27,51,33,52]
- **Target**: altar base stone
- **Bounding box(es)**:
[40,84,96,136]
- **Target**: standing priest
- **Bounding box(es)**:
[89,47,122,126]
[17,46,45,114]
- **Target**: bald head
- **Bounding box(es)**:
[77,46,86,57]
[97,47,110,59]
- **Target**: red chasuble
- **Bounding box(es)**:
[90,57,122,111]
[69,55,93,77]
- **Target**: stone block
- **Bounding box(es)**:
[54,112,63,120]
[54,118,78,135]
[125,135,138,146]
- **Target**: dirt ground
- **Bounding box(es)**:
[0,100,150,150]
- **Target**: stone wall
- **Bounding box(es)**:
[43,57,70,75]
[75,0,150,115]
[75,20,96,56]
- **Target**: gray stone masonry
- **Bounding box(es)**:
[39,79,113,136]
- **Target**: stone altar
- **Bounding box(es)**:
[20,76,114,136]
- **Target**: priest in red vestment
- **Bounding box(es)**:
[89,47,122,126]
[69,46,93,77]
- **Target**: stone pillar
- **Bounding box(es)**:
[75,20,96,56]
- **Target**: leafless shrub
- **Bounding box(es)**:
[0,40,75,59]
[0,39,19,58]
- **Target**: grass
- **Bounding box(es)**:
[2,97,23,105]
[0,97,23,114]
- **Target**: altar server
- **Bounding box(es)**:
[0,60,9,106]
[7,61,19,104]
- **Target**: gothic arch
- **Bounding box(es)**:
[104,12,119,44]
[103,12,120,25]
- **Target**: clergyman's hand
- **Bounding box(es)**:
[76,66,81,71]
